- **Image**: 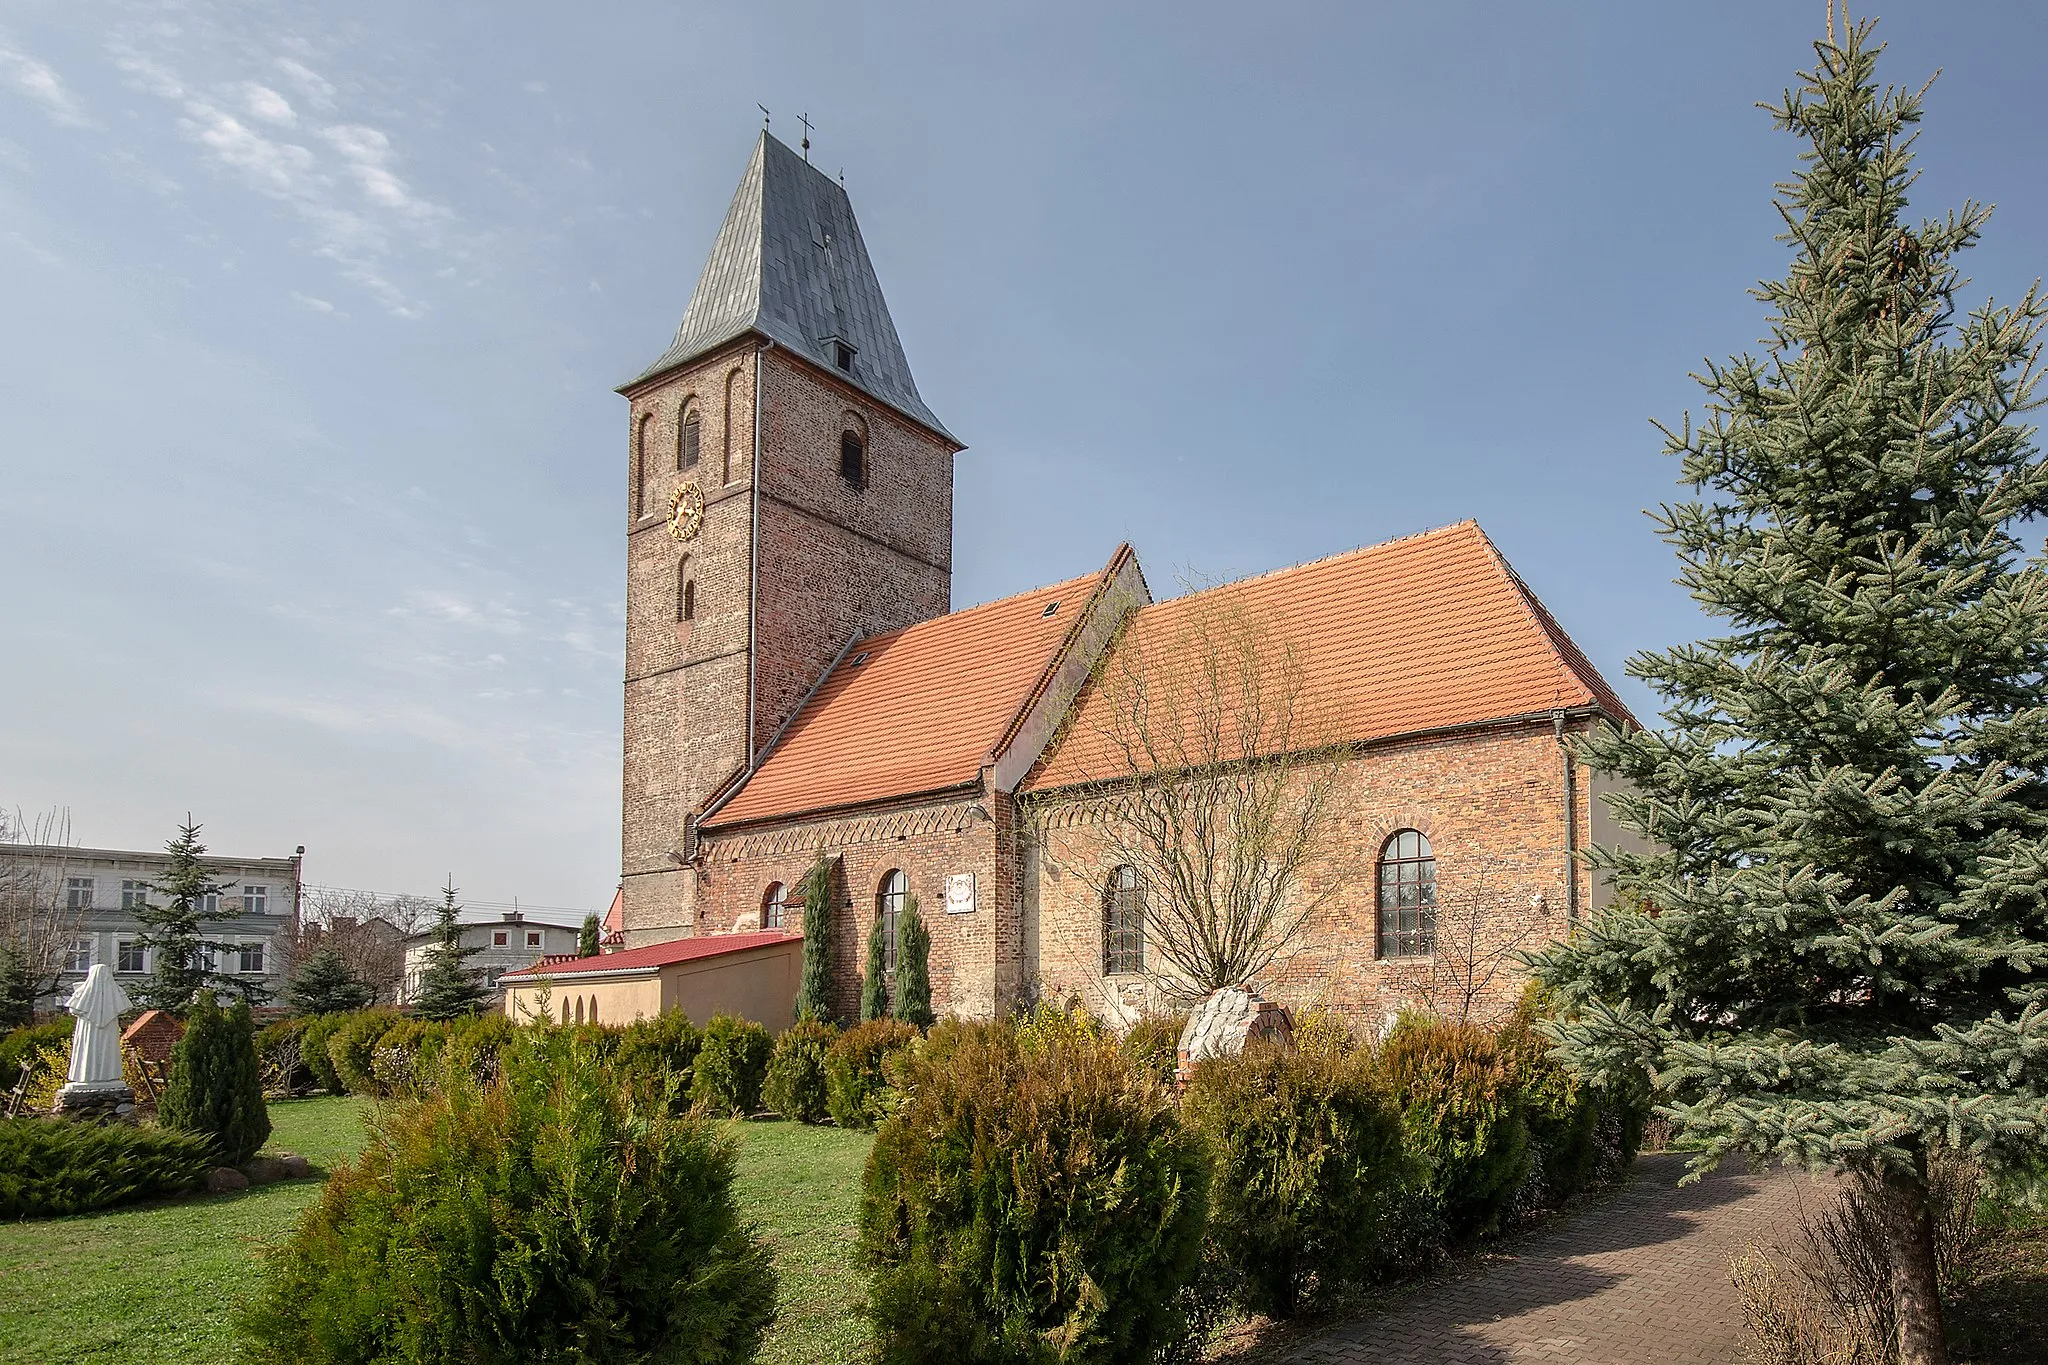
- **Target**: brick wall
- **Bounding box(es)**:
[1023,718,1598,1033]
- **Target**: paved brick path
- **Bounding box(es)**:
[1259,1153,1823,1365]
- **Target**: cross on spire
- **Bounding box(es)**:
[798,111,813,161]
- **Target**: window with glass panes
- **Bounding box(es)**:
[1376,830,1436,958]
[65,877,94,910]
[244,884,268,914]
[65,937,93,973]
[121,879,149,910]
[117,940,146,973]
[238,941,265,974]
[876,870,906,980]
[1102,865,1145,975]
[762,882,786,930]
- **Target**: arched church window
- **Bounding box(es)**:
[587,996,598,1024]
[762,882,786,930]
[1103,864,1145,975]
[574,996,585,1025]
[635,412,653,517]
[1377,830,1436,958]
[678,400,701,471]
[678,558,694,623]
[876,869,905,980]
[840,413,867,488]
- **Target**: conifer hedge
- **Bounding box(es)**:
[159,990,270,1166]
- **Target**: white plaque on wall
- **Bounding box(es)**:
[945,872,976,915]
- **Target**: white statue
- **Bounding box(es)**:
[63,963,131,1090]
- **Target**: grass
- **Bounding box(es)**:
[0,1098,875,1365]
[0,1095,367,1365]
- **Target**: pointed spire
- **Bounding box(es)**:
[623,132,954,443]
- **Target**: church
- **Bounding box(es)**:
[597,131,1637,1032]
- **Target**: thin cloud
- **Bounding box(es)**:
[240,82,296,126]
[0,39,90,127]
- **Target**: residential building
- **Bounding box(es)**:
[398,910,585,1003]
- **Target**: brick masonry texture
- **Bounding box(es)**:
[1023,719,1599,1030]
[620,342,956,946]
[1257,1154,1821,1365]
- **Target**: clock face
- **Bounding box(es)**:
[667,481,705,542]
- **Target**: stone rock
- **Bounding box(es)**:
[206,1166,250,1194]
[1175,986,1294,1084]
[278,1153,312,1179]
[241,1156,290,1186]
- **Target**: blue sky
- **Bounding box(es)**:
[2,1,2043,910]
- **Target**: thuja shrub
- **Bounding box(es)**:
[1182,1038,1415,1317]
[367,1016,436,1097]
[1120,1014,1186,1085]
[298,1014,347,1094]
[160,991,271,1166]
[1379,1016,1531,1240]
[328,1009,401,1096]
[824,1018,920,1131]
[763,1017,838,1124]
[614,1010,702,1102]
[860,1020,1210,1365]
[0,1117,212,1218]
[0,1020,73,1092]
[243,1036,777,1365]
[691,1013,773,1117]
[1496,995,1603,1213]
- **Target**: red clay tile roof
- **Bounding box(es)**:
[500,930,797,978]
[705,561,1116,828]
[1026,521,1634,791]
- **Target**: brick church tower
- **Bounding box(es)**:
[616,132,962,944]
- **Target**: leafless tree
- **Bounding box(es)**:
[287,885,433,1004]
[0,807,84,1020]
[1405,855,1547,1026]
[1026,586,1348,1002]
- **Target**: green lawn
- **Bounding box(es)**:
[0,1098,874,1365]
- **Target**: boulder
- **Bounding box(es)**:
[206,1166,250,1194]
[278,1152,312,1179]
[240,1156,291,1186]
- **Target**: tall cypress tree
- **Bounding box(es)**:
[410,880,488,1022]
[792,852,838,1023]
[860,911,889,1023]
[135,818,266,1011]
[1534,22,2048,1365]
[578,913,601,959]
[160,990,271,1165]
[893,894,934,1029]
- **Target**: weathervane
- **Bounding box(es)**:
[757,103,770,129]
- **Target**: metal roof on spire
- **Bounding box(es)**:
[621,131,955,444]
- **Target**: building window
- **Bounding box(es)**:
[244,884,268,915]
[117,940,146,974]
[65,937,93,973]
[1377,830,1437,958]
[1103,865,1146,975]
[678,558,694,622]
[239,941,266,974]
[65,877,95,911]
[635,412,652,517]
[526,931,542,949]
[876,870,906,981]
[762,882,786,930]
[493,930,509,947]
[831,339,855,372]
[678,401,701,470]
[192,891,220,915]
[121,879,149,910]
[839,415,867,487]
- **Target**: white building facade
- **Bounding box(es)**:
[399,910,585,1002]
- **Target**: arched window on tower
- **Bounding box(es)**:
[1103,864,1145,976]
[1376,830,1437,959]
[678,400,701,471]
[677,557,694,623]
[634,412,653,517]
[839,412,867,488]
[876,869,906,981]
[723,367,743,484]
[762,882,786,931]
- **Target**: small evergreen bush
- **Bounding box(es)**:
[367,1016,435,1096]
[1121,1013,1187,1085]
[440,1011,515,1089]
[1497,994,1602,1212]
[298,1013,347,1094]
[1379,1016,1530,1240]
[763,1018,838,1123]
[1182,1038,1415,1317]
[0,1117,212,1218]
[284,947,373,1015]
[243,1035,777,1364]
[860,1019,1210,1364]
[159,990,271,1166]
[327,1008,400,1096]
[824,1017,919,1131]
[691,1013,772,1117]
[0,1019,73,1092]
[614,1010,702,1107]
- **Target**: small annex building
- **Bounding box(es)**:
[501,930,803,1031]
[609,130,1638,1033]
